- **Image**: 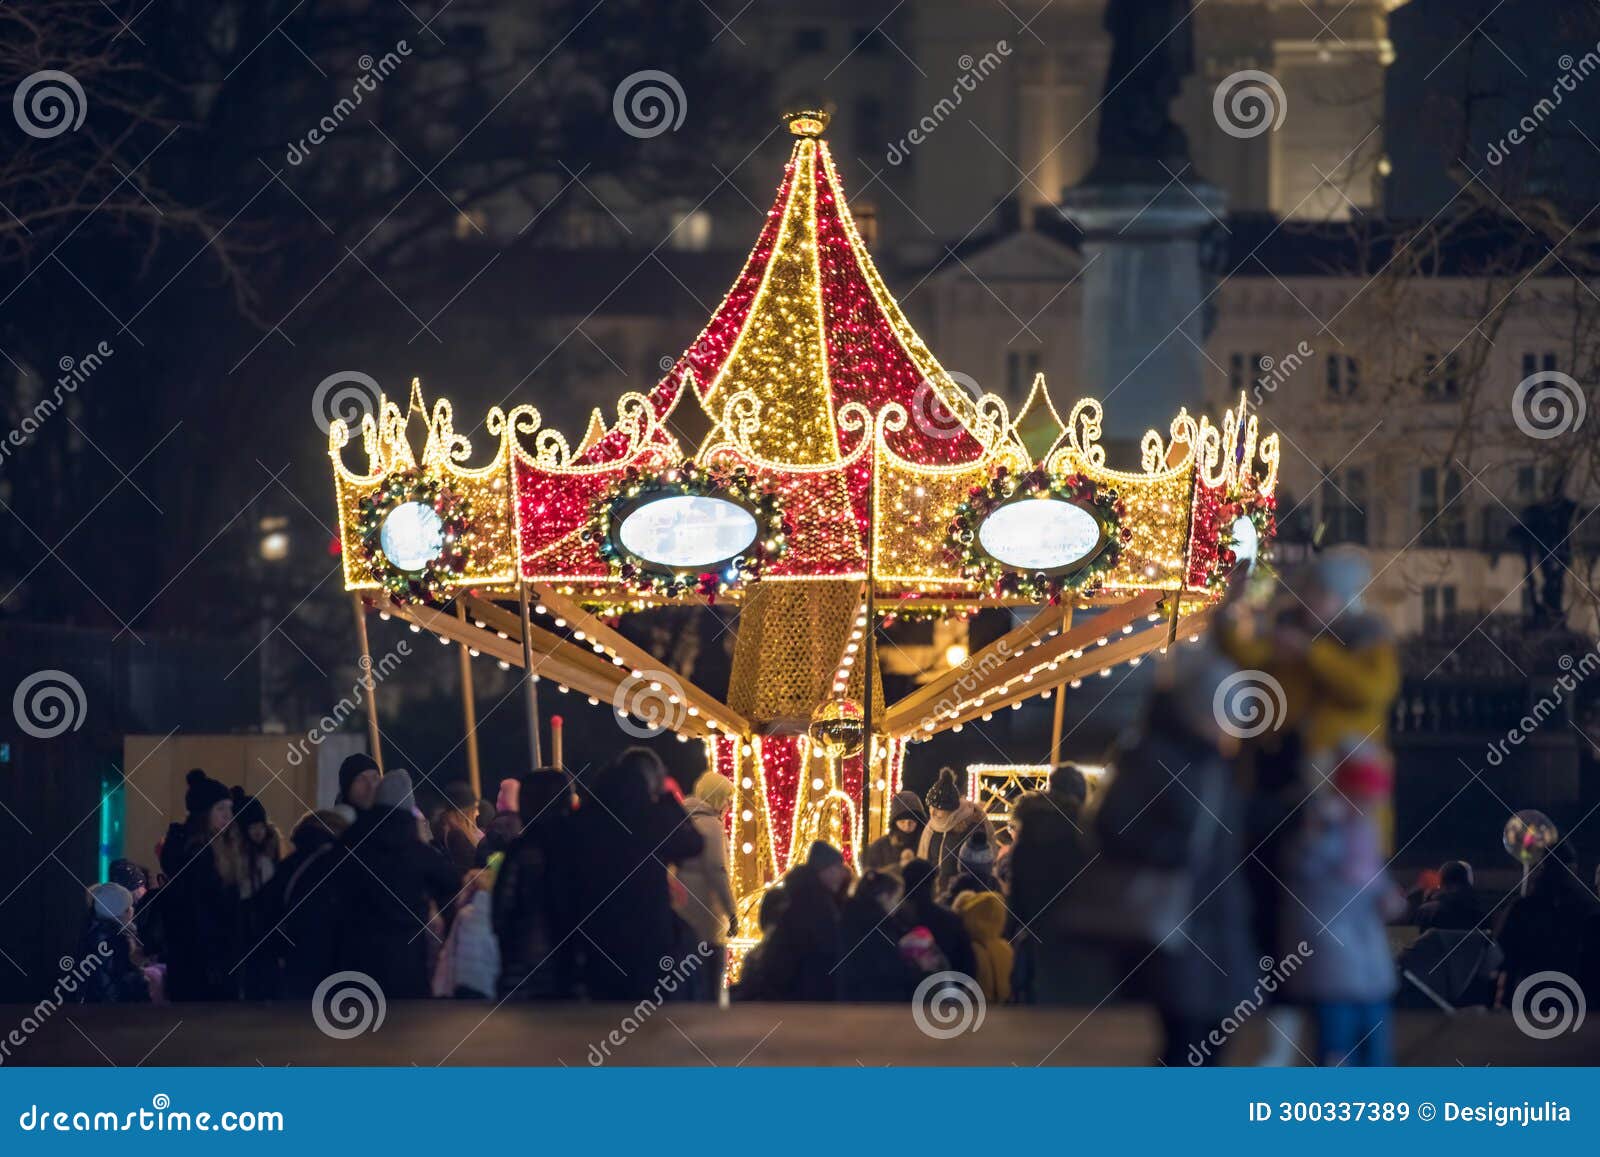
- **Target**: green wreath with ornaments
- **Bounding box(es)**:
[586,459,789,600]
[357,467,473,605]
[949,466,1128,602]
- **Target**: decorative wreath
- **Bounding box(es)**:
[949,467,1128,602]
[1210,486,1277,587]
[586,460,789,600]
[356,467,473,605]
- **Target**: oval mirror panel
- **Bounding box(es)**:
[617,494,760,570]
[977,496,1102,572]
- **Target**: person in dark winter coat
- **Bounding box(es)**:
[331,771,462,999]
[737,841,847,1001]
[896,857,976,980]
[730,886,793,1001]
[334,753,382,823]
[1093,648,1256,1065]
[835,870,918,1001]
[231,790,284,1000]
[75,884,152,1004]
[493,769,578,999]
[259,809,350,997]
[1497,841,1599,1001]
[863,791,925,872]
[110,859,166,966]
[1415,860,1486,931]
[1002,790,1091,1003]
[157,769,243,1002]
[569,748,704,1000]
[917,768,994,895]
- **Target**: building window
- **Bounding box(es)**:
[853,26,889,54]
[1325,354,1359,398]
[792,27,826,54]
[1422,584,1457,633]
[1228,352,1265,394]
[1521,351,1559,377]
[1423,352,1461,402]
[1418,465,1467,547]
[1007,350,1041,393]
[1321,466,1367,545]
[668,208,712,251]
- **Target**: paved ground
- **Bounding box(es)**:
[6,1003,1597,1066]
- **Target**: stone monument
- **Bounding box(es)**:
[1061,0,1224,442]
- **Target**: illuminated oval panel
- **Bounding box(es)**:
[977,496,1102,573]
[379,501,445,572]
[1231,514,1260,569]
[617,494,760,570]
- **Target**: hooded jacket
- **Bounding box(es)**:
[954,890,1013,1004]
[675,797,738,947]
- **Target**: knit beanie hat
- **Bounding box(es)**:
[230,787,266,830]
[108,859,147,893]
[692,771,735,813]
[889,790,926,825]
[89,882,133,922]
[374,769,414,811]
[338,752,380,803]
[958,825,995,872]
[925,766,962,813]
[184,768,229,817]
[807,840,844,872]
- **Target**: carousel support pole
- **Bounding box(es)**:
[454,602,482,798]
[518,581,545,771]
[1049,604,1073,766]
[550,714,565,771]
[1168,463,1202,646]
[350,593,383,771]
[859,482,878,852]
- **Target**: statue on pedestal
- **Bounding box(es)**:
[1085,0,1196,185]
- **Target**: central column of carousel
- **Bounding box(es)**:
[710,579,902,942]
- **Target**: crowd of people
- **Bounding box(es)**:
[68,548,1600,1066]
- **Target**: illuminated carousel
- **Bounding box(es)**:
[325,110,1280,944]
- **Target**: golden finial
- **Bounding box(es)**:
[785,109,830,138]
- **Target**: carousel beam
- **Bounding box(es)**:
[926,608,1213,737]
[381,599,719,740]
[881,589,1163,736]
[528,584,752,738]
